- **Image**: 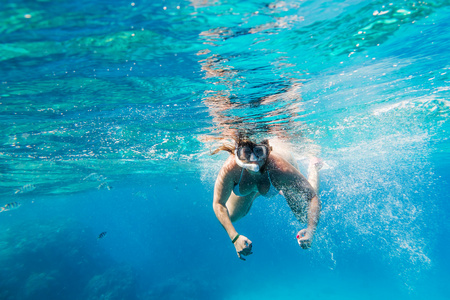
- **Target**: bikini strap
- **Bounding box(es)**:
[238,167,245,184]
[267,170,273,185]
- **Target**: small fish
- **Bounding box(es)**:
[0,202,21,213]
[97,232,107,240]
[15,184,36,194]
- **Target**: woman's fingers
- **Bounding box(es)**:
[297,229,307,238]
[242,249,253,255]
[297,229,312,249]
[298,236,312,249]
[241,243,253,255]
[237,239,253,260]
[245,239,252,249]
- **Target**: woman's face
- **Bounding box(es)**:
[236,143,269,171]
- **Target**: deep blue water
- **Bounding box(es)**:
[1,0,449,299]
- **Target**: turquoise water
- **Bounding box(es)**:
[1,0,449,299]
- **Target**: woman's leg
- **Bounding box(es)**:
[269,138,299,169]
[307,157,323,194]
[226,192,258,222]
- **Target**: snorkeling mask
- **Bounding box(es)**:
[234,143,269,172]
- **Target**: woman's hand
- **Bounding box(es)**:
[234,235,253,260]
[297,228,314,249]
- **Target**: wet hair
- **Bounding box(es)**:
[211,136,272,155]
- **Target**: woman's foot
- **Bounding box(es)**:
[309,157,324,171]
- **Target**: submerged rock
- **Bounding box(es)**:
[84,266,138,300]
[0,218,138,300]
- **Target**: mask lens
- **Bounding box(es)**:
[253,146,267,158]
[238,146,252,161]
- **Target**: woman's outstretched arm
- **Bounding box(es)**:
[213,159,253,260]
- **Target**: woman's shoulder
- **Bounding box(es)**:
[220,155,241,178]
[267,153,295,172]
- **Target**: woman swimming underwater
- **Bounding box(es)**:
[212,137,322,260]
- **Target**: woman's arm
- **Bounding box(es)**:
[284,179,320,249]
[212,160,237,240]
[306,195,321,234]
[212,159,253,260]
[270,156,321,249]
[282,179,319,225]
